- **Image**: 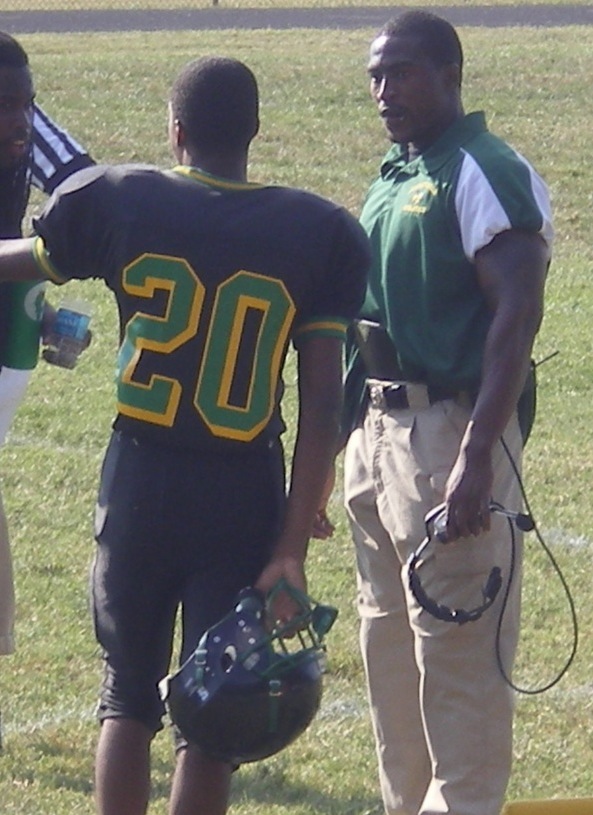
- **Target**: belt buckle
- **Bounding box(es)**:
[368,380,439,411]
[368,382,386,409]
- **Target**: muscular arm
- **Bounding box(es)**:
[443,229,549,540]
[0,238,42,281]
[255,335,344,618]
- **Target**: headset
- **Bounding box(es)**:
[406,451,578,694]
[407,502,533,626]
[404,349,578,692]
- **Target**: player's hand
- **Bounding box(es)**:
[255,557,307,632]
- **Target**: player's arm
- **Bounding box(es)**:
[0,238,43,281]
[442,228,549,540]
[255,335,344,620]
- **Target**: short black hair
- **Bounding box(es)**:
[0,31,29,69]
[379,11,463,83]
[170,56,259,153]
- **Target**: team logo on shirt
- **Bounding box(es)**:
[402,181,437,215]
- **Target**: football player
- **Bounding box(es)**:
[0,55,370,815]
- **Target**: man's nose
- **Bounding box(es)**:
[376,76,395,101]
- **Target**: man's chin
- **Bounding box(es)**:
[383,124,409,146]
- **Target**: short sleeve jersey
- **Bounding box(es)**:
[0,105,93,370]
[343,111,553,429]
[32,163,370,453]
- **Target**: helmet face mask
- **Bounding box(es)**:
[159,580,337,764]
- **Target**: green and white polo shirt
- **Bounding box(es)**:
[343,111,553,430]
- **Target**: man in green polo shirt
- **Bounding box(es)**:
[337,11,552,815]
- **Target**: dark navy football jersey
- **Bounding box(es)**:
[33,163,370,452]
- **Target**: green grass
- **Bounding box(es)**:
[1,24,593,815]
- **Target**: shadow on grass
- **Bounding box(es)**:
[2,727,380,814]
[150,754,381,815]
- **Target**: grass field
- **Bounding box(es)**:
[0,22,593,815]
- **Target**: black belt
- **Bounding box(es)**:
[367,380,468,411]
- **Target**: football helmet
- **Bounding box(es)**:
[159,579,337,764]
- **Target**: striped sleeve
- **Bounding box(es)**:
[30,105,94,195]
[292,315,350,348]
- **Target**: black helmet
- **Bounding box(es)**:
[159,579,337,764]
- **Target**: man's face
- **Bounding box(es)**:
[0,65,34,171]
[368,34,460,152]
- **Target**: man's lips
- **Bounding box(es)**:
[380,106,407,123]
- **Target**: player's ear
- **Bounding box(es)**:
[167,102,185,151]
[174,119,186,149]
[169,120,187,163]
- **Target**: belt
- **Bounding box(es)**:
[367,379,470,411]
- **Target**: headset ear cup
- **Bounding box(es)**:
[486,567,503,601]
[407,559,428,610]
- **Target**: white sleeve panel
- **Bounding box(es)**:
[455,151,511,260]
[523,160,555,251]
[455,149,553,261]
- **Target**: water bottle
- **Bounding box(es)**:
[42,297,92,370]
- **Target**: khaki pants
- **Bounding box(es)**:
[344,396,523,815]
[0,490,15,656]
